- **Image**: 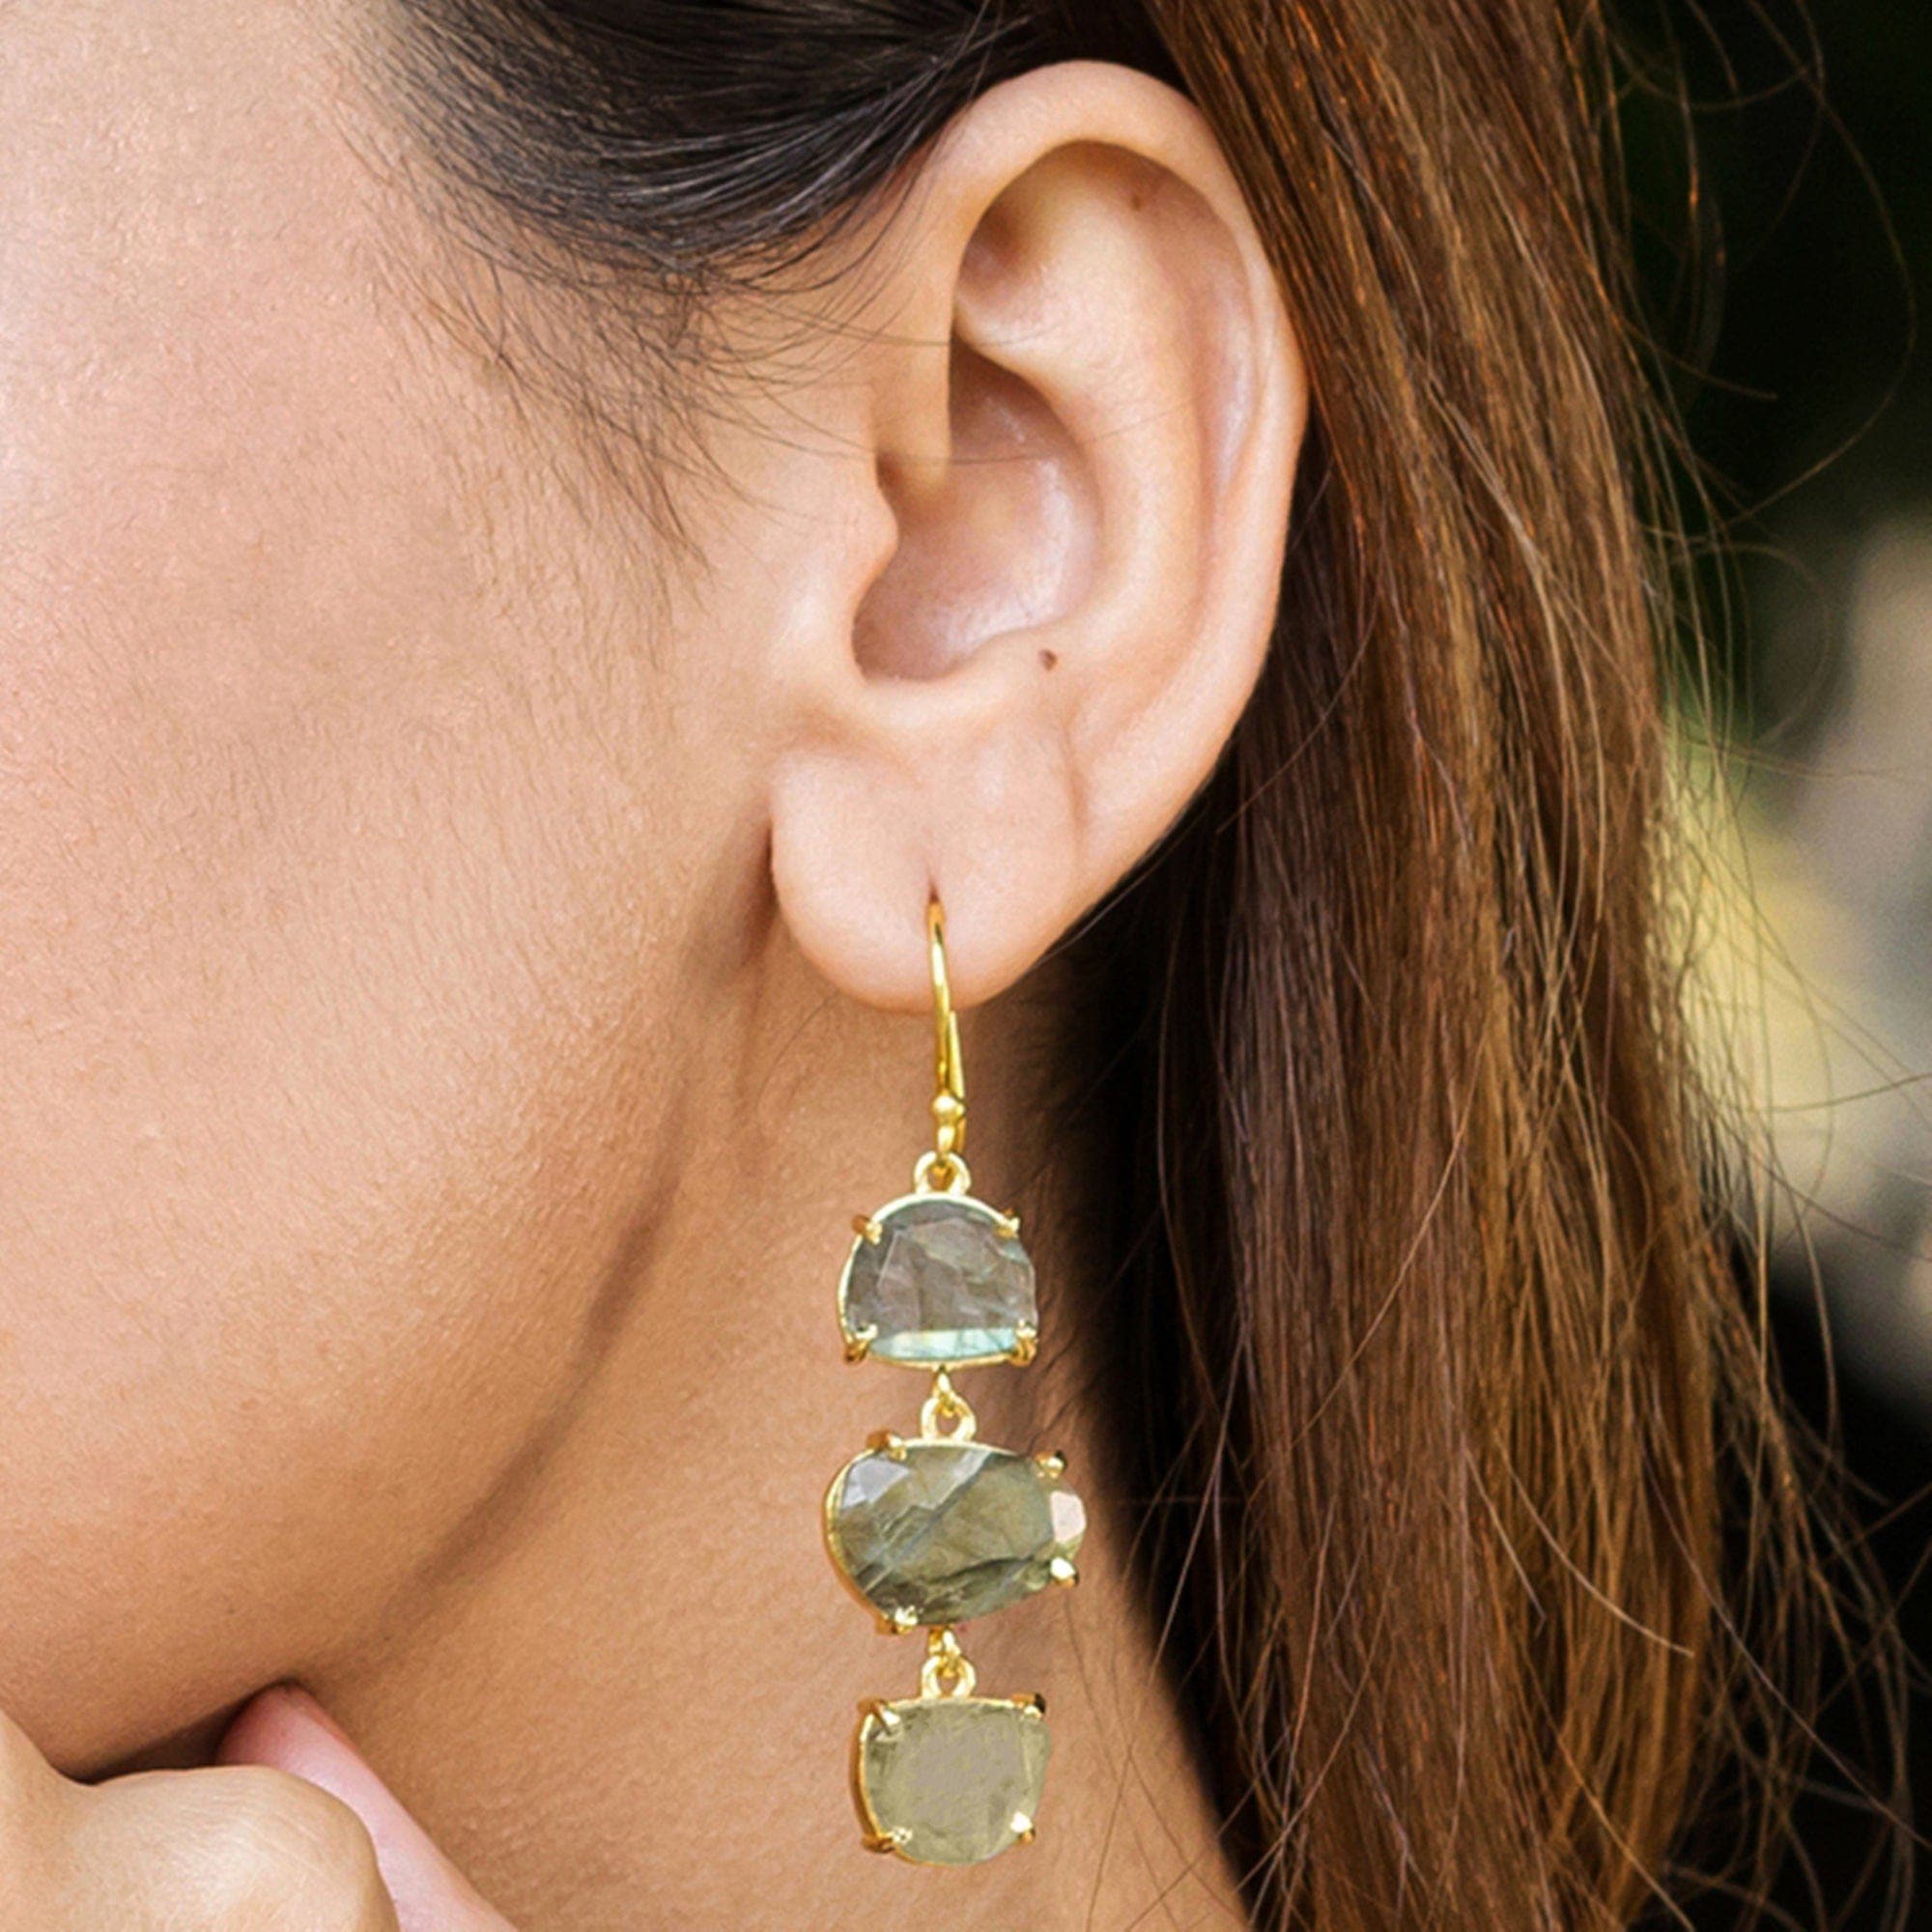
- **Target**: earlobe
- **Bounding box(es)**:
[767,62,1306,1011]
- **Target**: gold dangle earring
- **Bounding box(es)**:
[822,898,1085,1867]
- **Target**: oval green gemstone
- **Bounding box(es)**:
[840,1194,1036,1367]
[855,1695,1050,1865]
[825,1439,1085,1628]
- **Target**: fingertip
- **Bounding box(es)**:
[215,1684,344,1768]
[217,1686,509,1930]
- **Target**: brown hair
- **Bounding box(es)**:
[387,1,1866,1922]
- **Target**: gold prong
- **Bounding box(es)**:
[858,1697,903,1731]
[852,1214,884,1244]
[994,1209,1021,1240]
[1012,1690,1047,1719]
[1035,1449,1066,1479]
[1049,1555,1079,1588]
[862,1830,903,1855]
[1011,1811,1037,1843]
[843,1324,877,1364]
[879,1605,920,1636]
[1009,1322,1038,1366]
[867,1429,906,1458]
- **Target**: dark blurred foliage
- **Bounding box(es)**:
[1761,1284,1931,1929]
[1621,3,1932,1924]
[1625,0,1931,743]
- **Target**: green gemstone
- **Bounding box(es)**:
[855,1695,1050,1865]
[826,1439,1085,1628]
[841,1195,1036,1367]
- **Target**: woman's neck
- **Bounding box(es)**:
[288,934,1246,1927]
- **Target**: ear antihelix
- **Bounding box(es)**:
[822,897,1081,1866]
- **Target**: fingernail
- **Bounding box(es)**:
[273,1684,355,1747]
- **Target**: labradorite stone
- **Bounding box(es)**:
[857,1696,1051,1866]
[842,1197,1036,1365]
[827,1440,1085,1627]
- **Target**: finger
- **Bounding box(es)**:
[62,1759,399,1931]
[219,1687,515,1932]
[0,1698,64,1810]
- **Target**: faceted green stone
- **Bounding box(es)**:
[855,1695,1050,1865]
[826,1440,1085,1628]
[841,1195,1036,1367]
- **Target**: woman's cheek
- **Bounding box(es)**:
[0,29,508,1772]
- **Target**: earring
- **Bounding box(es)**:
[822,898,1086,1867]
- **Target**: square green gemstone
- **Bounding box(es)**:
[855,1696,1050,1865]
[841,1196,1036,1367]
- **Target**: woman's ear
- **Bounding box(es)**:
[762,59,1306,1009]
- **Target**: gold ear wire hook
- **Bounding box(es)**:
[927,897,966,1178]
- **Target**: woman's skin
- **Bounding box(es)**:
[0,3,1304,1924]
